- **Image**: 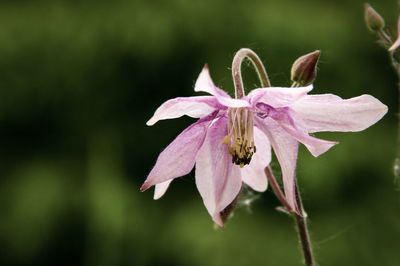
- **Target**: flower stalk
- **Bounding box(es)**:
[142,46,386,264]
[294,183,314,266]
[291,81,315,266]
[232,48,315,266]
[364,3,400,181]
[232,48,271,98]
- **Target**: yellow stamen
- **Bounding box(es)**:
[223,108,256,167]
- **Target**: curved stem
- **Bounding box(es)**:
[232,48,291,212]
[232,48,271,98]
[232,48,315,264]
[232,49,292,214]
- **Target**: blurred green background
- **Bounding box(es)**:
[0,0,398,265]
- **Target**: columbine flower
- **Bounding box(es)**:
[141,65,387,226]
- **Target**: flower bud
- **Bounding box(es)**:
[291,50,320,86]
[364,3,385,32]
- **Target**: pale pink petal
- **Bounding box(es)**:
[256,103,337,157]
[194,64,230,97]
[248,85,313,108]
[147,96,220,126]
[291,94,388,133]
[141,117,213,191]
[256,117,299,213]
[277,109,337,157]
[389,37,400,51]
[194,65,250,108]
[153,179,172,200]
[195,116,242,227]
[240,127,271,192]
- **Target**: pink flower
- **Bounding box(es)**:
[141,65,387,226]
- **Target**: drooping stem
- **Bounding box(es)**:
[232,48,315,265]
[231,49,287,208]
[232,48,271,98]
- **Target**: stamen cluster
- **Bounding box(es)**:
[223,108,256,167]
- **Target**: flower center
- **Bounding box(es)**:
[223,108,256,168]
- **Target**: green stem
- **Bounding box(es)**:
[231,49,288,212]
[291,82,315,266]
[231,48,271,98]
[231,48,315,265]
[294,183,315,266]
[377,29,400,182]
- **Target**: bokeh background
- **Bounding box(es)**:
[0,0,399,265]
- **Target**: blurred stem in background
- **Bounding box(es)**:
[364,3,400,185]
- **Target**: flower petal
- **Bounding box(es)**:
[194,65,250,108]
[147,96,220,126]
[291,94,388,133]
[195,116,242,227]
[277,108,337,157]
[256,103,337,157]
[248,85,313,108]
[194,64,230,97]
[141,116,213,192]
[256,117,299,213]
[153,179,172,200]
[240,127,271,192]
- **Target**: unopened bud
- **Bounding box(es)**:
[291,50,320,86]
[364,3,385,32]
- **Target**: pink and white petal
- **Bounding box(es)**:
[291,94,388,133]
[141,118,212,192]
[256,117,300,214]
[214,95,250,108]
[194,65,250,108]
[276,111,337,157]
[147,96,220,126]
[240,127,271,192]
[194,64,230,97]
[248,85,313,108]
[153,179,172,200]
[195,116,242,227]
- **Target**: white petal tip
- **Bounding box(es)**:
[255,183,268,192]
[146,118,156,126]
[194,65,212,92]
[212,213,225,228]
[153,194,162,200]
[382,104,389,114]
[389,45,397,52]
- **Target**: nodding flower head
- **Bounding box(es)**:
[223,108,256,167]
[141,53,387,227]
